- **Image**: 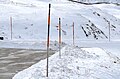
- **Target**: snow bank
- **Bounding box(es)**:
[0,40,66,50]
[13,46,120,79]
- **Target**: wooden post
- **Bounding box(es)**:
[46,3,51,77]
[73,22,75,45]
[59,17,61,58]
[10,17,12,40]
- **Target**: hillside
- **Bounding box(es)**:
[0,0,120,79]
[0,0,120,43]
[70,0,120,4]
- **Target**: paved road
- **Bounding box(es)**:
[0,48,54,79]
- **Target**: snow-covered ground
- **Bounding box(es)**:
[72,0,120,4]
[0,0,120,79]
[0,0,120,41]
[13,46,120,79]
[0,40,65,50]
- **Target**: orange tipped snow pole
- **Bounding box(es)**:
[46,3,51,77]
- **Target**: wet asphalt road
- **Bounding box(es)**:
[0,48,54,79]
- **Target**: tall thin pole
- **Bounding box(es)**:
[73,22,74,46]
[108,21,110,42]
[10,17,12,40]
[46,4,51,77]
[59,17,61,58]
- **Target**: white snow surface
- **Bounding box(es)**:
[13,46,120,79]
[0,0,120,49]
[0,0,120,78]
[0,0,120,42]
[73,0,120,3]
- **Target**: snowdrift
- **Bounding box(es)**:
[13,46,120,79]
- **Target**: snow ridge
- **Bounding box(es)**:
[13,46,120,79]
[70,0,120,4]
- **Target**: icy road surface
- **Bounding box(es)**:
[0,48,54,79]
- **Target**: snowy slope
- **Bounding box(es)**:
[0,0,119,79]
[71,0,120,4]
[93,4,120,19]
[13,46,120,79]
[0,0,120,42]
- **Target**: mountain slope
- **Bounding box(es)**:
[70,0,120,4]
[0,0,120,44]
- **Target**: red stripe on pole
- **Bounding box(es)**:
[47,15,50,47]
[48,16,50,26]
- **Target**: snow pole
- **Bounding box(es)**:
[46,3,51,77]
[73,22,75,46]
[108,21,110,42]
[10,17,13,40]
[58,17,61,58]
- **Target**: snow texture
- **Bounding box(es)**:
[0,0,119,78]
[0,0,120,42]
[13,46,120,79]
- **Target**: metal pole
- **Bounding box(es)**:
[10,17,12,40]
[59,17,61,58]
[46,3,51,77]
[109,21,110,42]
[73,22,74,46]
